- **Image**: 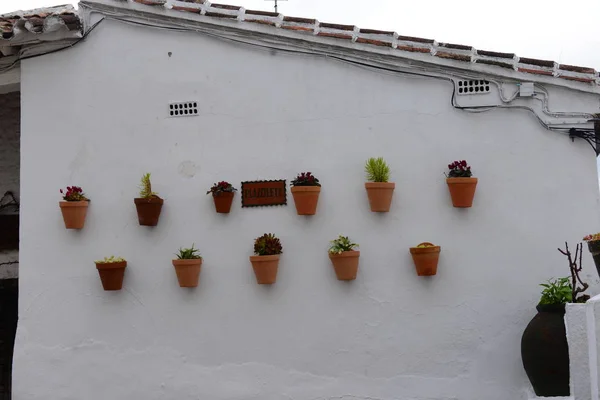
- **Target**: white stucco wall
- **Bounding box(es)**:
[13,18,600,400]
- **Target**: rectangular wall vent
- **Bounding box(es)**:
[457,80,491,95]
[168,101,198,117]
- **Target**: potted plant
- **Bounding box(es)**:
[172,244,202,288]
[134,173,164,226]
[95,256,127,291]
[59,186,89,229]
[409,242,441,276]
[207,181,237,214]
[250,233,282,284]
[521,242,590,397]
[328,235,360,281]
[364,157,395,212]
[446,160,477,208]
[290,172,321,215]
[583,233,600,277]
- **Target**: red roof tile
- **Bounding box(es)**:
[397,35,434,44]
[0,5,81,41]
[518,67,554,76]
[519,57,555,68]
[435,52,471,62]
[355,38,393,47]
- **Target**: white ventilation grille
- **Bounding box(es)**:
[457,80,491,95]
[169,101,198,117]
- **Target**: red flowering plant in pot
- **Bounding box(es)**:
[445,160,478,208]
[583,233,600,278]
[291,172,321,215]
[250,233,283,284]
[207,181,237,214]
[59,186,89,229]
[134,173,164,226]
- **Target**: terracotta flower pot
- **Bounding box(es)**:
[250,254,280,284]
[134,197,164,226]
[329,251,360,281]
[365,182,395,212]
[212,192,235,214]
[521,303,570,397]
[59,201,89,229]
[587,240,600,278]
[446,177,478,208]
[410,243,441,276]
[291,186,321,215]
[172,259,202,287]
[95,261,127,291]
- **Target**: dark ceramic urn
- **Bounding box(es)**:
[521,303,569,397]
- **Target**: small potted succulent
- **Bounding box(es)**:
[290,172,321,215]
[365,157,395,212]
[207,181,237,214]
[583,233,600,277]
[250,233,282,284]
[59,186,89,229]
[95,256,127,291]
[409,242,441,276]
[446,160,477,208]
[134,173,164,226]
[328,235,360,280]
[172,244,202,288]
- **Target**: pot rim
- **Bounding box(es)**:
[172,259,203,266]
[134,197,164,204]
[250,254,281,262]
[95,261,127,270]
[59,200,89,207]
[536,302,566,313]
[410,245,441,254]
[446,177,478,184]
[291,186,322,192]
[212,191,235,198]
[329,250,360,258]
[365,182,396,189]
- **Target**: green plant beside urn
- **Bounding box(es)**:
[521,242,590,397]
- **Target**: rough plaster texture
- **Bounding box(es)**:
[12,19,600,400]
[566,303,591,400]
[0,91,19,280]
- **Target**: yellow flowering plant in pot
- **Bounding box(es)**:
[94,256,127,291]
[409,242,441,276]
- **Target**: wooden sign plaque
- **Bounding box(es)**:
[241,180,287,207]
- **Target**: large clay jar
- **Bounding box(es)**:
[446,177,478,208]
[365,182,395,212]
[134,197,164,226]
[172,259,202,287]
[587,240,600,278]
[212,192,235,214]
[59,201,89,229]
[250,255,280,284]
[329,251,360,281]
[291,186,321,215]
[409,243,441,276]
[95,261,127,291]
[521,303,570,397]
